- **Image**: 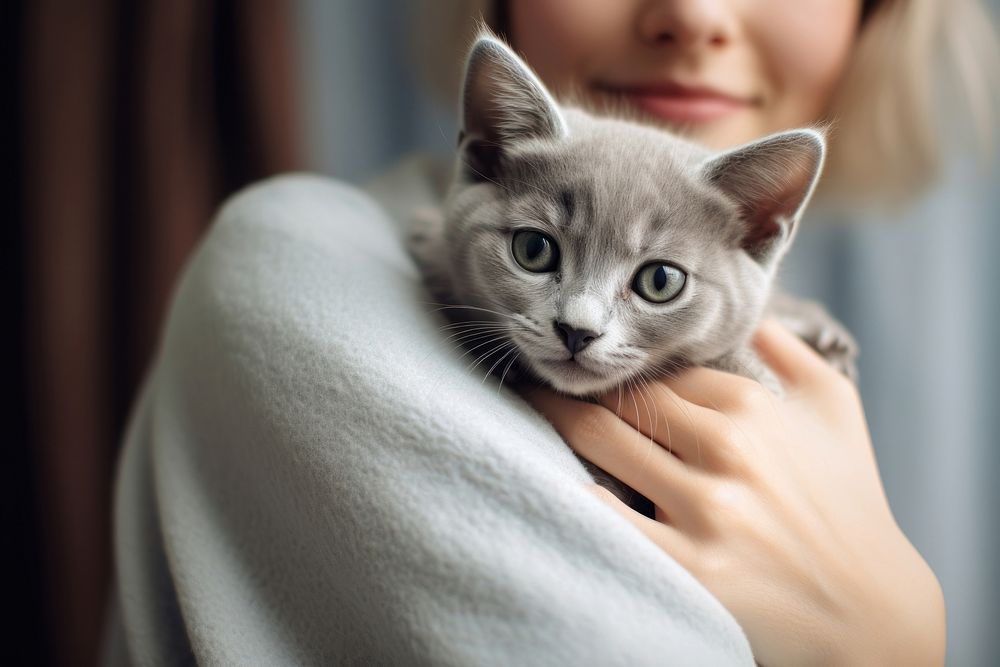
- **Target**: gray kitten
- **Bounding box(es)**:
[411,34,857,508]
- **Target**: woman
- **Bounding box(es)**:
[107,1,998,665]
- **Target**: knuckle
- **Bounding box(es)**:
[729,381,772,412]
[704,420,754,469]
[705,480,750,514]
[832,371,860,399]
[815,366,859,402]
[700,481,754,535]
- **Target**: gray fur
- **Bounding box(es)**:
[410,32,859,509]
[412,34,857,508]
[412,33,857,397]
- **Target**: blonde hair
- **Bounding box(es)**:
[414,0,1000,207]
[822,0,1000,205]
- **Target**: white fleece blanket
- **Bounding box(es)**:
[108,172,754,665]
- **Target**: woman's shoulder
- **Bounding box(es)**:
[207,152,451,245]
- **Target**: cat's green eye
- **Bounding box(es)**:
[633,262,686,303]
[511,230,560,273]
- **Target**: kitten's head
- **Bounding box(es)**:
[443,33,824,397]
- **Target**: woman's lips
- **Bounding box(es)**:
[599,83,755,124]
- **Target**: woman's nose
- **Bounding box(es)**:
[636,0,734,49]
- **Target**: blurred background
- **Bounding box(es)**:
[8,0,999,665]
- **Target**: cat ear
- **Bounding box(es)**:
[459,32,567,181]
[700,129,825,265]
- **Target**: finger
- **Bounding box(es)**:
[587,485,697,565]
[753,318,835,388]
[596,380,724,466]
[661,366,767,413]
[525,388,702,517]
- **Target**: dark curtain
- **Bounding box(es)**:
[11,1,303,664]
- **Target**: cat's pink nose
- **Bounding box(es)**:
[555,321,601,355]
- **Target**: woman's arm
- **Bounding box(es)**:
[526,320,945,666]
[111,174,757,665]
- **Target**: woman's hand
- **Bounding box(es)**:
[523,320,945,667]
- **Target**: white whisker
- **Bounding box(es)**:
[468,341,517,375]
[483,345,519,383]
[497,351,521,394]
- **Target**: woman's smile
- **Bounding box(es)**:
[595,80,759,125]
[509,0,861,149]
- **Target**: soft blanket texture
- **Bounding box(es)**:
[107,170,754,665]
